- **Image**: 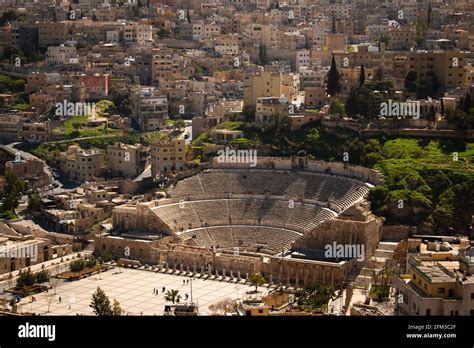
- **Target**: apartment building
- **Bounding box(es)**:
[255,97,289,124]
[395,238,474,316]
[387,26,416,51]
[150,136,186,177]
[131,87,169,131]
[123,23,153,45]
[37,22,70,47]
[244,71,283,109]
[106,142,148,178]
[59,145,106,182]
[405,50,467,89]
[78,74,110,99]
[46,44,78,66]
[214,34,241,56]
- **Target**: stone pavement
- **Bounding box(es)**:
[18,267,268,315]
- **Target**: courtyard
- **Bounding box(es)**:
[17,267,269,316]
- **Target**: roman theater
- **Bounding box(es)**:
[97,157,383,289]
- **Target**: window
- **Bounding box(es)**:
[438,288,445,294]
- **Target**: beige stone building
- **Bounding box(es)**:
[244,71,299,111]
[150,135,186,177]
[46,44,78,66]
[106,142,148,178]
[5,158,50,189]
[59,145,106,182]
[37,22,70,47]
[131,87,169,131]
[0,234,52,274]
[255,97,289,124]
[395,248,474,316]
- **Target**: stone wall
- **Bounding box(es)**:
[211,156,382,185]
[381,225,414,241]
[292,216,383,260]
[95,236,350,288]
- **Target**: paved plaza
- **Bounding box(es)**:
[18,268,268,315]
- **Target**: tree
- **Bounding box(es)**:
[258,43,268,66]
[164,289,180,304]
[328,98,345,119]
[295,282,335,311]
[1,172,25,214]
[249,273,265,292]
[46,294,55,313]
[463,93,471,113]
[110,88,132,116]
[27,188,42,211]
[50,277,58,295]
[368,186,389,216]
[69,259,85,273]
[90,287,112,316]
[35,269,50,284]
[392,240,408,273]
[208,298,235,315]
[17,269,36,288]
[346,88,359,118]
[326,55,341,96]
[404,71,417,92]
[359,65,365,87]
[331,15,337,34]
[440,97,445,115]
[174,119,186,131]
[111,299,124,316]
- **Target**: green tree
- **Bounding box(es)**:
[69,259,85,273]
[346,88,359,118]
[368,186,390,216]
[1,172,25,215]
[164,289,180,304]
[27,188,42,211]
[326,55,341,96]
[90,287,112,316]
[0,9,19,26]
[17,269,36,288]
[295,282,335,311]
[35,269,50,284]
[463,92,471,113]
[328,98,345,119]
[249,272,265,292]
[404,71,417,92]
[359,65,365,87]
[111,299,124,316]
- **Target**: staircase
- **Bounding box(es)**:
[354,241,399,289]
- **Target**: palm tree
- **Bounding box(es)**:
[164,289,180,304]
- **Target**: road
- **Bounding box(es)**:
[0,142,79,194]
